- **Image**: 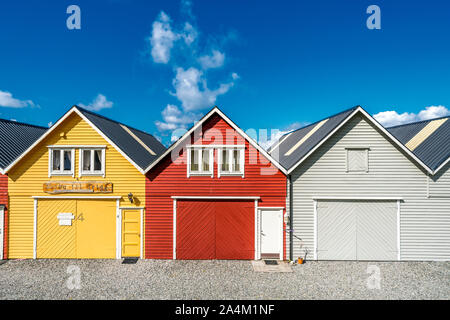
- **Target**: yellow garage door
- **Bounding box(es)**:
[37,199,116,259]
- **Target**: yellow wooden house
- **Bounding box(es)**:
[3,106,165,259]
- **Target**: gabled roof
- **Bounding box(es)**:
[144,106,287,175]
[269,106,437,175]
[388,115,450,173]
[0,119,47,173]
[4,106,166,174]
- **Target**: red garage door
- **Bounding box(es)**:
[177,200,255,260]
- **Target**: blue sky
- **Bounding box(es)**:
[0,0,449,146]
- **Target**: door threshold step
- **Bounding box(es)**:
[122,257,139,264]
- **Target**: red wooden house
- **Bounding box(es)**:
[144,107,287,260]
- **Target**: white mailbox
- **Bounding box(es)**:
[57,212,75,226]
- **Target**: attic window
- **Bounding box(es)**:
[187,146,214,177]
[80,148,105,176]
[49,148,75,176]
[346,148,369,173]
[218,146,245,177]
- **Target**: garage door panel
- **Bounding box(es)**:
[317,202,356,260]
[76,200,116,259]
[177,201,215,260]
[216,202,254,260]
[37,200,77,259]
[357,202,398,260]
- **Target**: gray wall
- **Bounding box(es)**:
[288,114,450,261]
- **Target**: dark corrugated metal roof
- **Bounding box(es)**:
[269,106,358,170]
[76,106,166,170]
[388,116,450,171]
[0,119,47,169]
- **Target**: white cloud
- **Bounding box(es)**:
[374,105,450,127]
[155,104,201,132]
[48,122,53,127]
[0,90,35,108]
[171,67,234,111]
[198,50,225,69]
[231,72,239,80]
[259,122,306,150]
[79,94,113,111]
[149,12,197,64]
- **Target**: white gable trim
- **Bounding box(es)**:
[144,107,287,175]
[3,106,145,174]
[433,157,450,175]
[286,107,434,175]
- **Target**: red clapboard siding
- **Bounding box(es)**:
[145,114,287,259]
[0,174,7,259]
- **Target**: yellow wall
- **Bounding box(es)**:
[8,113,146,258]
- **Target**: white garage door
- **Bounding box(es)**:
[317,200,398,261]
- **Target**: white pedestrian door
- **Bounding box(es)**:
[0,206,4,260]
[260,209,283,259]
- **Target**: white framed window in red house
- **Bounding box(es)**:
[218,146,245,178]
[187,146,214,177]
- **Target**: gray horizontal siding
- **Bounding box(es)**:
[288,114,450,261]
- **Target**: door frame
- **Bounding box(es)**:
[257,207,284,260]
[118,207,144,259]
[32,196,121,259]
[312,197,402,261]
[0,205,4,260]
[171,196,261,260]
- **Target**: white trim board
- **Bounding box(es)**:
[171,196,260,200]
[4,106,146,174]
[144,107,288,175]
[312,196,403,201]
[32,196,121,199]
[286,107,435,175]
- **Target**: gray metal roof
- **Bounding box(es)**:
[269,107,358,170]
[76,106,166,170]
[388,116,450,171]
[0,119,47,169]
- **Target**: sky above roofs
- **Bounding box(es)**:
[0,0,449,146]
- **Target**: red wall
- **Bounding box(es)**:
[145,114,287,259]
[0,174,7,259]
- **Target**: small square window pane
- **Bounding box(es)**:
[52,150,61,171]
[83,150,91,171]
[94,150,102,171]
[63,151,72,171]
[233,149,240,172]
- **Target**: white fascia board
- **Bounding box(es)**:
[312,196,403,200]
[286,107,434,175]
[4,106,146,175]
[433,157,450,175]
[171,196,260,200]
[144,107,288,175]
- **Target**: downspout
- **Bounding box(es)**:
[288,174,293,261]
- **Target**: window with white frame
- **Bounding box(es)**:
[218,146,245,177]
[49,148,74,176]
[346,148,369,173]
[80,148,105,176]
[187,146,214,176]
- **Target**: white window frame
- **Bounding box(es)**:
[187,146,214,177]
[218,145,245,178]
[345,147,369,173]
[48,147,75,177]
[79,147,106,177]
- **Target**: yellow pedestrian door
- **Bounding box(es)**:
[37,199,116,259]
[121,209,141,257]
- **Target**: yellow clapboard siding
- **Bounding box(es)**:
[7,113,146,258]
[405,118,448,151]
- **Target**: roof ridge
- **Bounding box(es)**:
[269,105,360,150]
[74,105,157,140]
[0,117,48,130]
[387,115,450,129]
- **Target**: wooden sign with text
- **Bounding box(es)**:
[43,181,113,194]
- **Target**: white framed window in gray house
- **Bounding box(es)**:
[346,147,369,173]
[48,147,75,177]
[187,146,214,177]
[80,147,106,177]
[218,146,245,177]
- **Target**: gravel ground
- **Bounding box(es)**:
[0,259,448,300]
